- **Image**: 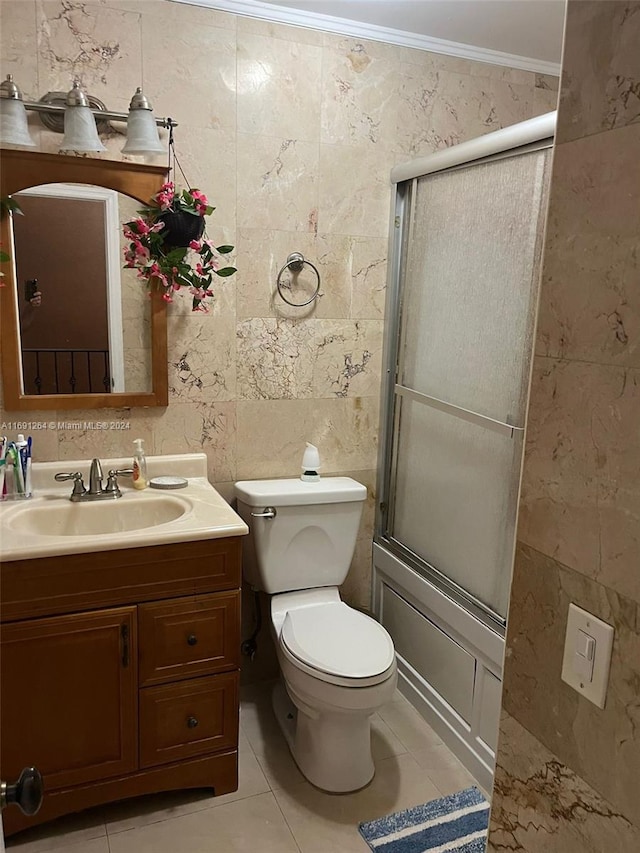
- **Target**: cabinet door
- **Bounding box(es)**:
[1,607,137,791]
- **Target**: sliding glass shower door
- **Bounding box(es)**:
[381,147,550,625]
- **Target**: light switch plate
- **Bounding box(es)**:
[561,603,614,709]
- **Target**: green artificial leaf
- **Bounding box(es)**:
[216,245,234,254]
[164,247,189,263]
[216,266,237,277]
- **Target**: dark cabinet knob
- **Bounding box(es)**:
[0,767,44,815]
[187,634,198,646]
[187,716,199,729]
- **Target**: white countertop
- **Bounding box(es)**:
[0,453,248,562]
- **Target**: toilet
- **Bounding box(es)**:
[234,477,397,793]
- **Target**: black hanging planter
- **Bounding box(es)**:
[157,210,205,250]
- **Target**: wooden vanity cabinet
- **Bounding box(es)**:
[0,536,242,836]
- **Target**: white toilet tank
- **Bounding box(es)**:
[234,478,367,594]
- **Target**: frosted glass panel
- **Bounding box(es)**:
[391,398,523,617]
[401,150,548,425]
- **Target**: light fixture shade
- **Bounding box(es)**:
[122,88,165,156]
[60,103,106,152]
[122,108,165,155]
[0,75,36,147]
[0,97,37,147]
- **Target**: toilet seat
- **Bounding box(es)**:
[280,602,395,687]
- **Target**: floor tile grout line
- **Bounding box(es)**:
[270,788,304,853]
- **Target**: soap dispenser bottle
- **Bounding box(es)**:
[300,442,321,482]
[132,438,148,490]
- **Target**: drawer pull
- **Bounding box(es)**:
[187,716,199,729]
[187,634,198,647]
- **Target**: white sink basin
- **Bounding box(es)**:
[7,494,190,537]
[0,453,248,561]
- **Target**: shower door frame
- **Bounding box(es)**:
[373,113,556,789]
[375,112,556,635]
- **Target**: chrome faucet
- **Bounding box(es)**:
[88,458,103,495]
[55,459,133,502]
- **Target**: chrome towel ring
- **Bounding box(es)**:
[276,252,322,307]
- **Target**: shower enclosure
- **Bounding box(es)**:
[373,113,555,790]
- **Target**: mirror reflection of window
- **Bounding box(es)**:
[11,184,151,396]
[14,189,110,395]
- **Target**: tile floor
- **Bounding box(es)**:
[7,681,482,853]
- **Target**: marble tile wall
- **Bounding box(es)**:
[0,1,556,620]
[488,2,640,849]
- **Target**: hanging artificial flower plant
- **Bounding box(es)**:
[123,182,236,312]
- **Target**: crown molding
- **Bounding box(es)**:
[169,0,561,76]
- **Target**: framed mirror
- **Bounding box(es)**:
[0,148,169,410]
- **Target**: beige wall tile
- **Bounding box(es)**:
[236,396,379,479]
[236,319,382,401]
[519,358,640,603]
[0,0,38,99]
[55,408,156,459]
[536,125,640,367]
[37,0,143,113]
[167,314,236,404]
[140,11,236,131]
[236,14,323,46]
[237,134,319,232]
[237,33,322,142]
[489,713,640,851]
[502,543,640,824]
[321,37,398,150]
[318,143,391,238]
[558,0,640,144]
[154,401,237,483]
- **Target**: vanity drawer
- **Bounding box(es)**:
[138,592,240,687]
[139,673,238,769]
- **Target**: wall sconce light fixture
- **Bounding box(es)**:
[0,74,174,156]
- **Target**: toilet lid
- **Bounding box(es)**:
[281,603,395,679]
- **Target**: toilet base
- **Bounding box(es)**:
[272,680,375,793]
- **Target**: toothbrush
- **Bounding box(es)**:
[8,444,25,494]
[0,436,7,497]
[25,436,33,495]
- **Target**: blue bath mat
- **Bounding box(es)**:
[358,786,489,852]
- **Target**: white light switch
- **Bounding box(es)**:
[561,604,614,709]
[573,629,595,681]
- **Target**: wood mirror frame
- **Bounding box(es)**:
[0,148,169,411]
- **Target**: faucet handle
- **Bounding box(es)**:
[104,468,134,496]
[54,471,86,498]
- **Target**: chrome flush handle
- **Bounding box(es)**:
[250,506,277,520]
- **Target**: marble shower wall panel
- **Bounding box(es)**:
[0,0,556,610]
[519,358,640,602]
[502,544,640,824]
[535,125,640,367]
[489,2,640,847]
[487,713,640,853]
[558,0,640,144]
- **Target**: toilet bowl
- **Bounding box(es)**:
[234,477,398,792]
[271,588,397,791]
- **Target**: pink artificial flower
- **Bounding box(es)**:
[162,292,173,303]
[195,263,204,275]
[189,286,207,300]
[189,239,202,251]
[193,302,209,313]
[190,189,208,204]
[134,218,151,235]
[134,241,150,261]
